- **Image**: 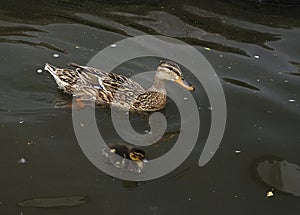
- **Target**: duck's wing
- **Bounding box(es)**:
[69,62,106,76]
[69,62,107,90]
[102,72,144,93]
[69,62,145,94]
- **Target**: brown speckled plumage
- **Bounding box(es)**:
[44,61,194,111]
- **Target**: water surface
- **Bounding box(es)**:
[0,0,300,214]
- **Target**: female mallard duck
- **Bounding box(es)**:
[102,144,147,173]
[44,61,194,111]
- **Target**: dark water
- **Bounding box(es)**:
[1,0,300,214]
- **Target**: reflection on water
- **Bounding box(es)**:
[18,196,87,208]
[1,0,300,214]
[257,158,300,197]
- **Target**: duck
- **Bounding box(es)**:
[102,144,148,173]
[44,61,194,111]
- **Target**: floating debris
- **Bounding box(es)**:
[110,44,117,48]
[208,106,213,110]
[288,99,296,103]
[26,141,34,145]
[204,47,211,51]
[235,150,241,154]
[18,158,26,164]
[53,53,60,58]
[19,120,24,124]
[36,69,43,74]
[266,190,274,198]
[183,97,187,100]
[254,55,260,59]
[144,130,153,135]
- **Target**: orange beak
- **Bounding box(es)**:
[175,78,195,91]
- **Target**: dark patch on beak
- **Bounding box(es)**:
[175,78,195,91]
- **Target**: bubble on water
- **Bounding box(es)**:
[18,158,26,164]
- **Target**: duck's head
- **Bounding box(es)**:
[156,61,195,91]
[129,148,147,162]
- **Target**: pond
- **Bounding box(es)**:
[0,0,300,214]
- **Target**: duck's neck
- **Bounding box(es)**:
[149,76,166,94]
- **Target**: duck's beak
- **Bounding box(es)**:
[175,78,195,91]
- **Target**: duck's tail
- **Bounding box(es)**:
[44,63,57,76]
[44,63,70,91]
